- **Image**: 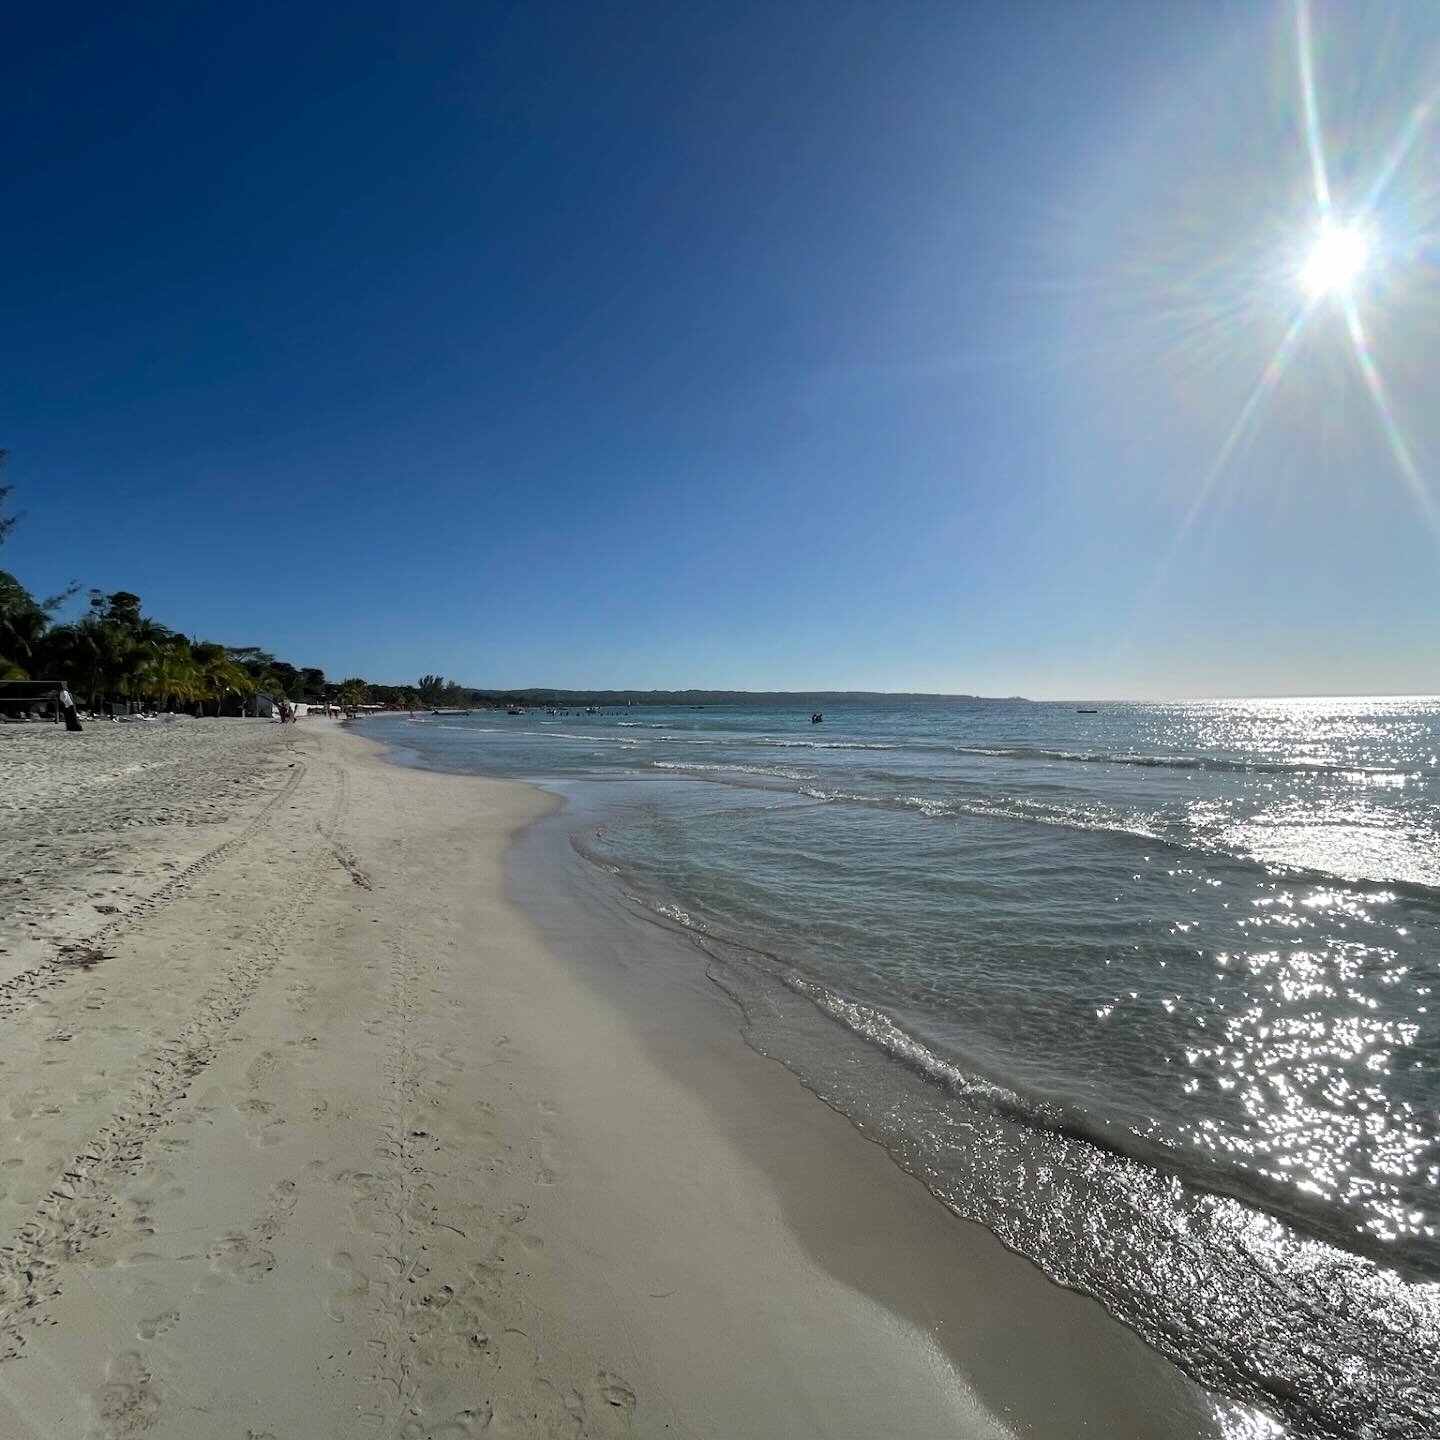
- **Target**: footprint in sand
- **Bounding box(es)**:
[269,1176,298,1207]
[586,1371,639,1436]
[135,1310,178,1341]
[245,1050,282,1087]
[89,1351,161,1439]
[324,1249,370,1323]
[197,1231,276,1290]
[234,1096,286,1147]
[398,1405,493,1439]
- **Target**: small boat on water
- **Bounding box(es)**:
[507,707,523,716]
[1076,708,1098,714]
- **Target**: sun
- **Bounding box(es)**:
[1299,222,1371,298]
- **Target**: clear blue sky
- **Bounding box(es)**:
[5,1,1438,698]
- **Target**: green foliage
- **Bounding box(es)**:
[0,570,51,677]
[89,589,146,630]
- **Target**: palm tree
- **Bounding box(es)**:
[191,641,256,714]
[0,571,50,679]
[132,637,190,711]
[116,618,176,711]
[42,617,128,711]
[255,665,295,717]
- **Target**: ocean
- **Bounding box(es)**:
[364,697,1440,1439]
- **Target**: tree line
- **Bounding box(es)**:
[0,460,474,714]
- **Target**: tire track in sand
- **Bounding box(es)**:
[0,748,307,1025]
[0,757,347,1362]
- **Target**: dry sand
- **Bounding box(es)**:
[0,717,1243,1438]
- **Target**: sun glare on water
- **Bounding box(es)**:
[1300,222,1371,298]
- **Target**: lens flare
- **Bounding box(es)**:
[1299,223,1370,297]
[1132,0,1440,598]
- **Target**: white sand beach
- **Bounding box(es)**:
[0,718,1242,1438]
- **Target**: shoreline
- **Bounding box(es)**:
[1,718,1243,1437]
[499,776,1250,1439]
[366,703,1440,1440]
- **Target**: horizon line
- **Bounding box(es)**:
[370,684,1440,704]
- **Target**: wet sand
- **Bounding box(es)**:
[0,718,1244,1437]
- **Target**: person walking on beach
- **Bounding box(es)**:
[58,684,83,732]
